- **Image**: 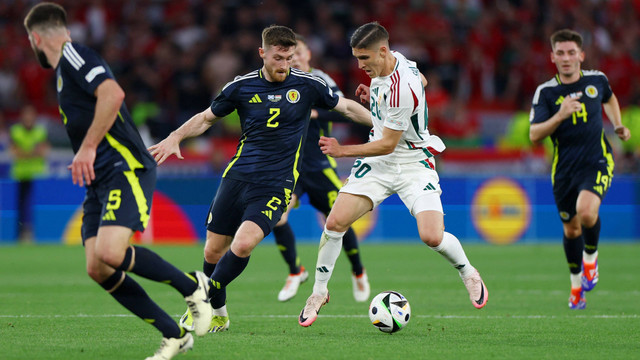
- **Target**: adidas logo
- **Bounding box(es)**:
[317,266,329,273]
[423,183,436,191]
[261,210,272,220]
[102,210,116,221]
[249,94,262,103]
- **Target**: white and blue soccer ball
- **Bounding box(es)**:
[368,291,411,333]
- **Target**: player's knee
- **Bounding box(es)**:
[96,248,125,269]
[577,209,598,227]
[420,232,443,247]
[325,216,349,233]
[203,246,224,264]
[564,225,582,239]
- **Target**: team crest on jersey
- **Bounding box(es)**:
[57,75,63,92]
[286,89,300,103]
[585,85,598,98]
[268,94,282,103]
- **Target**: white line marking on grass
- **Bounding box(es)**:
[1,314,638,319]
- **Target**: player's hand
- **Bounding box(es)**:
[355,84,370,104]
[310,109,319,119]
[614,125,631,141]
[148,134,184,165]
[69,146,96,187]
[559,94,582,119]
[319,136,343,157]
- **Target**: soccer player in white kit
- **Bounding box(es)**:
[299,22,488,327]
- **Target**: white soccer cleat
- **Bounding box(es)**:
[351,270,370,302]
[145,333,193,360]
[298,292,330,327]
[278,266,309,302]
[184,271,213,336]
[461,269,488,309]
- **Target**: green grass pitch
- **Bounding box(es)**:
[1,242,638,359]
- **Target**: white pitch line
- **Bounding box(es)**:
[0,314,638,319]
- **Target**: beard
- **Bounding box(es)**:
[32,46,52,69]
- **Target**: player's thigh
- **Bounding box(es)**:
[396,162,443,216]
[576,190,601,226]
[242,184,289,237]
[326,192,374,232]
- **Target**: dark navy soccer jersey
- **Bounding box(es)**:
[210,67,340,189]
[301,68,347,173]
[530,70,615,182]
[55,42,156,177]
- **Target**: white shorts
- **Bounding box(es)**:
[340,157,443,216]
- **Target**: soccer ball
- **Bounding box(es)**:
[368,291,411,333]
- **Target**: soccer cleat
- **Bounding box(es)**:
[461,269,488,309]
[582,259,599,292]
[299,292,330,327]
[145,333,193,360]
[180,309,230,333]
[569,287,586,309]
[209,315,230,333]
[183,271,213,336]
[278,266,309,302]
[351,270,370,302]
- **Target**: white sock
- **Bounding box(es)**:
[583,250,598,264]
[213,304,227,316]
[430,232,474,278]
[312,226,345,296]
[570,273,582,289]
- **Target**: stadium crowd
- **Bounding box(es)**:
[1,0,639,173]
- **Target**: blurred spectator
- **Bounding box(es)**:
[9,105,49,242]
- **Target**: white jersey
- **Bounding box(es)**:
[368,51,445,165]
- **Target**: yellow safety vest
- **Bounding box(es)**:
[9,123,48,181]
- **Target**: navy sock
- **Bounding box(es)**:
[117,246,197,297]
[273,223,300,274]
[101,271,182,339]
[563,234,584,274]
[342,227,364,276]
[203,258,216,277]
[582,217,601,255]
[209,250,250,309]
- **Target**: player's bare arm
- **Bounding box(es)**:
[332,96,372,127]
[70,79,124,187]
[602,93,631,141]
[148,107,219,165]
[530,95,583,144]
[319,126,403,158]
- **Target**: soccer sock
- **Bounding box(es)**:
[273,222,301,274]
[312,226,345,296]
[209,249,250,309]
[203,258,216,277]
[582,217,601,256]
[342,227,364,276]
[430,232,474,278]
[116,246,197,297]
[570,273,582,289]
[563,234,584,275]
[101,270,182,339]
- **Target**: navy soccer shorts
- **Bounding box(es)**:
[81,167,156,243]
[553,162,612,222]
[206,178,290,237]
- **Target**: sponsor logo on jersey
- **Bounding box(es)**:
[249,94,262,103]
[286,89,300,103]
[268,94,282,102]
[57,75,63,92]
[585,85,598,98]
[471,177,531,245]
